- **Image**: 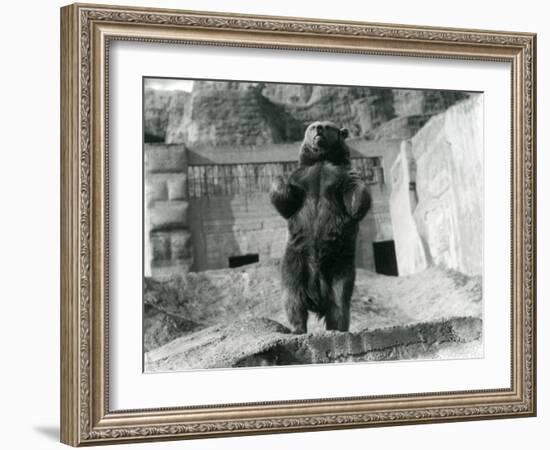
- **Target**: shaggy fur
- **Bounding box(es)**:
[270,121,371,333]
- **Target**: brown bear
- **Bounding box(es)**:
[270,121,371,334]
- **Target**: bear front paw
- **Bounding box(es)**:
[270,175,287,195]
[344,184,371,221]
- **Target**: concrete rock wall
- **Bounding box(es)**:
[188,194,288,271]
[390,95,483,276]
[392,89,469,117]
[413,95,483,276]
[165,83,303,146]
[163,91,190,144]
[144,89,189,142]
[143,82,476,277]
[144,144,193,278]
[365,114,431,141]
[182,139,401,274]
[261,84,314,104]
[144,142,397,276]
[389,141,429,275]
[355,183,394,271]
[350,139,401,271]
[149,81,471,146]
[281,86,395,138]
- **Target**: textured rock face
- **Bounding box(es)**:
[163,90,190,143]
[166,83,303,146]
[412,95,483,276]
[144,88,172,142]
[144,89,189,142]
[389,95,483,276]
[157,81,470,146]
[365,114,431,141]
[262,83,314,104]
[281,86,396,138]
[392,89,469,117]
[193,80,256,92]
[143,261,482,367]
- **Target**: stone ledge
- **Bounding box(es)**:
[145,144,187,172]
[149,200,189,231]
[145,316,482,371]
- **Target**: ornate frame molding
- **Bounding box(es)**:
[60,3,536,446]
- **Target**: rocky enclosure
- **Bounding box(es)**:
[144,260,482,371]
[142,80,482,371]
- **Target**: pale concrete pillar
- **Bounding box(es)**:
[144,144,192,278]
[389,140,428,275]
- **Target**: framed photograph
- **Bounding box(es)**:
[60,3,536,446]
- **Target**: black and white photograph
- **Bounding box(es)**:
[142,78,483,372]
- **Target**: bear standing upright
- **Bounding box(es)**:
[270,121,371,334]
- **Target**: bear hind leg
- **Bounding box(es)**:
[284,290,308,334]
[325,276,354,332]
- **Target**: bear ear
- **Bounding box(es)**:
[339,128,349,140]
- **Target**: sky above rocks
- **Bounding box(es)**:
[145,78,193,92]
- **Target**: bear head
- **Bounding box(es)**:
[299,121,351,166]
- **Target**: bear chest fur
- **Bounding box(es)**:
[287,162,358,261]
